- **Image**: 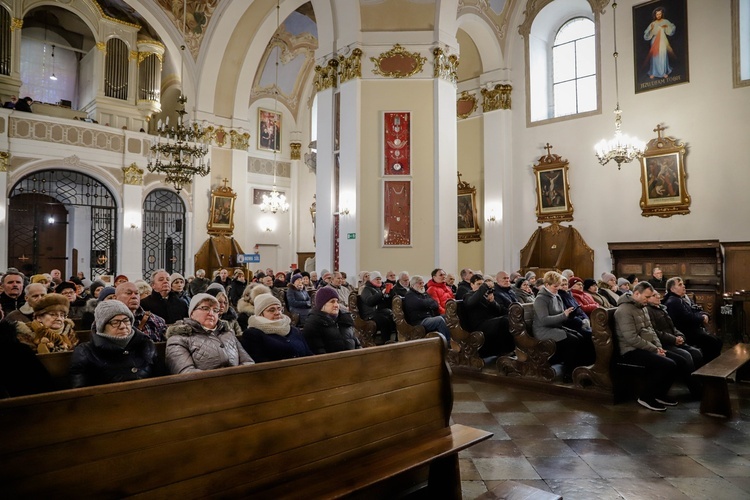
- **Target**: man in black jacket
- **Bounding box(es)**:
[359,272,396,342]
[462,274,514,357]
[455,268,474,300]
[402,276,452,342]
[662,277,722,362]
[0,271,26,316]
[492,271,519,311]
[141,269,189,324]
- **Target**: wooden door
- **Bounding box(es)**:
[8,194,68,276]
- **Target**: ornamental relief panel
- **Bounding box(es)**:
[10,118,125,153]
[248,156,291,178]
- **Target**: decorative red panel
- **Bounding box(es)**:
[383,180,411,246]
[384,112,410,175]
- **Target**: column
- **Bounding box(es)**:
[120,166,144,279]
[433,76,458,272]
[0,155,8,269]
[337,77,361,281]
[314,86,335,274]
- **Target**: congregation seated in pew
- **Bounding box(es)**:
[241,292,312,362]
[402,275,452,343]
[461,273,514,358]
[303,286,361,354]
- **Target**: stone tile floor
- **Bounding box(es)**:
[453,376,750,499]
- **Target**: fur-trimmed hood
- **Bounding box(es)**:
[166,318,230,338]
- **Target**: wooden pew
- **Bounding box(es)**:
[348,289,377,347]
[0,338,492,498]
[444,300,485,370]
[391,295,428,342]
[498,303,558,381]
[692,343,750,418]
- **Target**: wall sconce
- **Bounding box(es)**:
[125,212,142,230]
[130,223,139,230]
[47,216,55,224]
[337,207,350,216]
[486,210,497,223]
[264,226,273,232]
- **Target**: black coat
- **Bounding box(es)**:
[359,281,390,320]
[241,326,312,363]
[462,286,504,332]
[141,290,189,324]
[455,280,472,300]
[69,329,160,388]
[0,292,25,316]
[402,288,439,325]
[663,292,706,339]
[493,285,519,309]
[303,310,361,354]
[0,320,53,397]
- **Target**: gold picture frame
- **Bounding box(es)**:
[258,108,281,152]
[639,124,690,217]
[457,173,481,243]
[533,145,574,224]
[207,181,237,236]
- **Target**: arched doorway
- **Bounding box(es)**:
[8,169,118,279]
[143,189,185,277]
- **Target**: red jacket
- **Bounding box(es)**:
[571,288,599,315]
[426,279,454,315]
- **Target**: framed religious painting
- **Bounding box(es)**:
[258,108,282,152]
[382,180,411,246]
[383,111,410,175]
[633,0,689,93]
[639,125,690,217]
[457,173,481,243]
[533,145,574,223]
[207,182,237,236]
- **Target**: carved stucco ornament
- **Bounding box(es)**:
[481,84,512,112]
[122,163,144,185]
[338,48,363,84]
[371,44,426,79]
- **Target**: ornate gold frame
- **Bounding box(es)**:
[370,44,426,78]
[457,173,481,243]
[533,144,574,224]
[456,91,478,119]
[639,125,690,217]
[207,181,237,236]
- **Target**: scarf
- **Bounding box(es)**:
[247,314,291,336]
[96,330,135,348]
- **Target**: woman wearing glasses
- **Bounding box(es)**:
[240,292,312,362]
[166,293,254,374]
[15,293,79,353]
[69,300,159,388]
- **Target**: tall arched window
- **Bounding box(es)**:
[552,17,596,117]
[143,189,186,277]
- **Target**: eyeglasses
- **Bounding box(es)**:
[196,306,220,314]
[43,312,67,319]
[107,318,132,328]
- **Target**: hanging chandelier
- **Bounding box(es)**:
[260,0,289,214]
[594,1,645,169]
[147,1,210,192]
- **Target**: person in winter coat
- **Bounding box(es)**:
[462,274,514,357]
[0,318,54,397]
[513,278,536,304]
[425,268,454,315]
[236,283,268,330]
[227,269,247,307]
[166,294,254,374]
[69,300,160,388]
[533,271,593,380]
[359,272,396,343]
[559,277,592,337]
[568,277,599,316]
[15,293,78,353]
[240,293,312,362]
[169,273,190,307]
[215,290,243,337]
[662,277,722,363]
[286,273,312,325]
[303,286,361,354]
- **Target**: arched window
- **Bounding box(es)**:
[522,0,601,125]
[143,189,186,277]
[552,17,596,117]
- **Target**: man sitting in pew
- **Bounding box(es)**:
[5,283,47,324]
[115,282,167,342]
[462,274,514,357]
[646,291,703,398]
[402,275,452,343]
[492,271,519,310]
[70,300,160,388]
[662,277,722,363]
[614,282,678,412]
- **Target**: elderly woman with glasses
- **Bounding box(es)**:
[69,300,159,388]
[15,293,78,353]
[166,293,254,374]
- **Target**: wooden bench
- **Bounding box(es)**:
[391,294,428,342]
[498,303,558,381]
[692,343,750,418]
[444,299,485,370]
[348,289,378,347]
[0,338,491,498]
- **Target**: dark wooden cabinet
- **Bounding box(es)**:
[608,240,722,333]
[520,224,594,279]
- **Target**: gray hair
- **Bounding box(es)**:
[149,268,167,284]
[409,275,425,287]
[398,271,409,281]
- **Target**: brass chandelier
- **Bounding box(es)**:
[594,1,645,169]
[147,1,210,192]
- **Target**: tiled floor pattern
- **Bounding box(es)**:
[453,376,750,499]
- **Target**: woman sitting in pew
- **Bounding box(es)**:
[303,286,361,354]
[15,293,79,353]
[512,278,536,304]
[532,272,594,381]
[69,300,160,388]
[166,293,254,374]
[240,292,312,362]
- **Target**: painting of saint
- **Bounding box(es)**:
[539,169,565,209]
[259,109,282,152]
[646,155,680,202]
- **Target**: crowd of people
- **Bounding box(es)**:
[0,265,723,411]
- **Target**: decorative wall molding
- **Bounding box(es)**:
[481,83,512,112]
[122,163,144,185]
[248,156,291,178]
[338,48,363,84]
[9,118,125,153]
[314,58,339,91]
[370,44,426,79]
[433,48,459,84]
[0,152,9,172]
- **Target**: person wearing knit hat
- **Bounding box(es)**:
[14,294,79,353]
[568,277,583,288]
[597,273,620,307]
[568,277,599,315]
[287,273,312,324]
[205,282,226,297]
[169,273,190,307]
[79,284,118,331]
[583,278,612,308]
[89,280,106,300]
[617,277,632,295]
[69,299,158,388]
[303,286,361,354]
[240,292,312,362]
[235,283,268,330]
[31,274,49,285]
[165,293,254,374]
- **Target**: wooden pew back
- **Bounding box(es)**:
[348,289,377,347]
[498,302,557,381]
[391,294,427,342]
[0,338,452,498]
[444,300,485,370]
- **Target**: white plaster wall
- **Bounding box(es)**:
[508,0,750,275]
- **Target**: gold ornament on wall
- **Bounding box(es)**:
[481,84,512,112]
[10,18,23,31]
[314,58,339,92]
[290,142,302,160]
[338,48,363,84]
[0,151,9,172]
[122,163,144,185]
[229,130,250,151]
[371,44,426,79]
[456,91,478,119]
[433,48,459,84]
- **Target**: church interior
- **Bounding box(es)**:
[1,0,749,498]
